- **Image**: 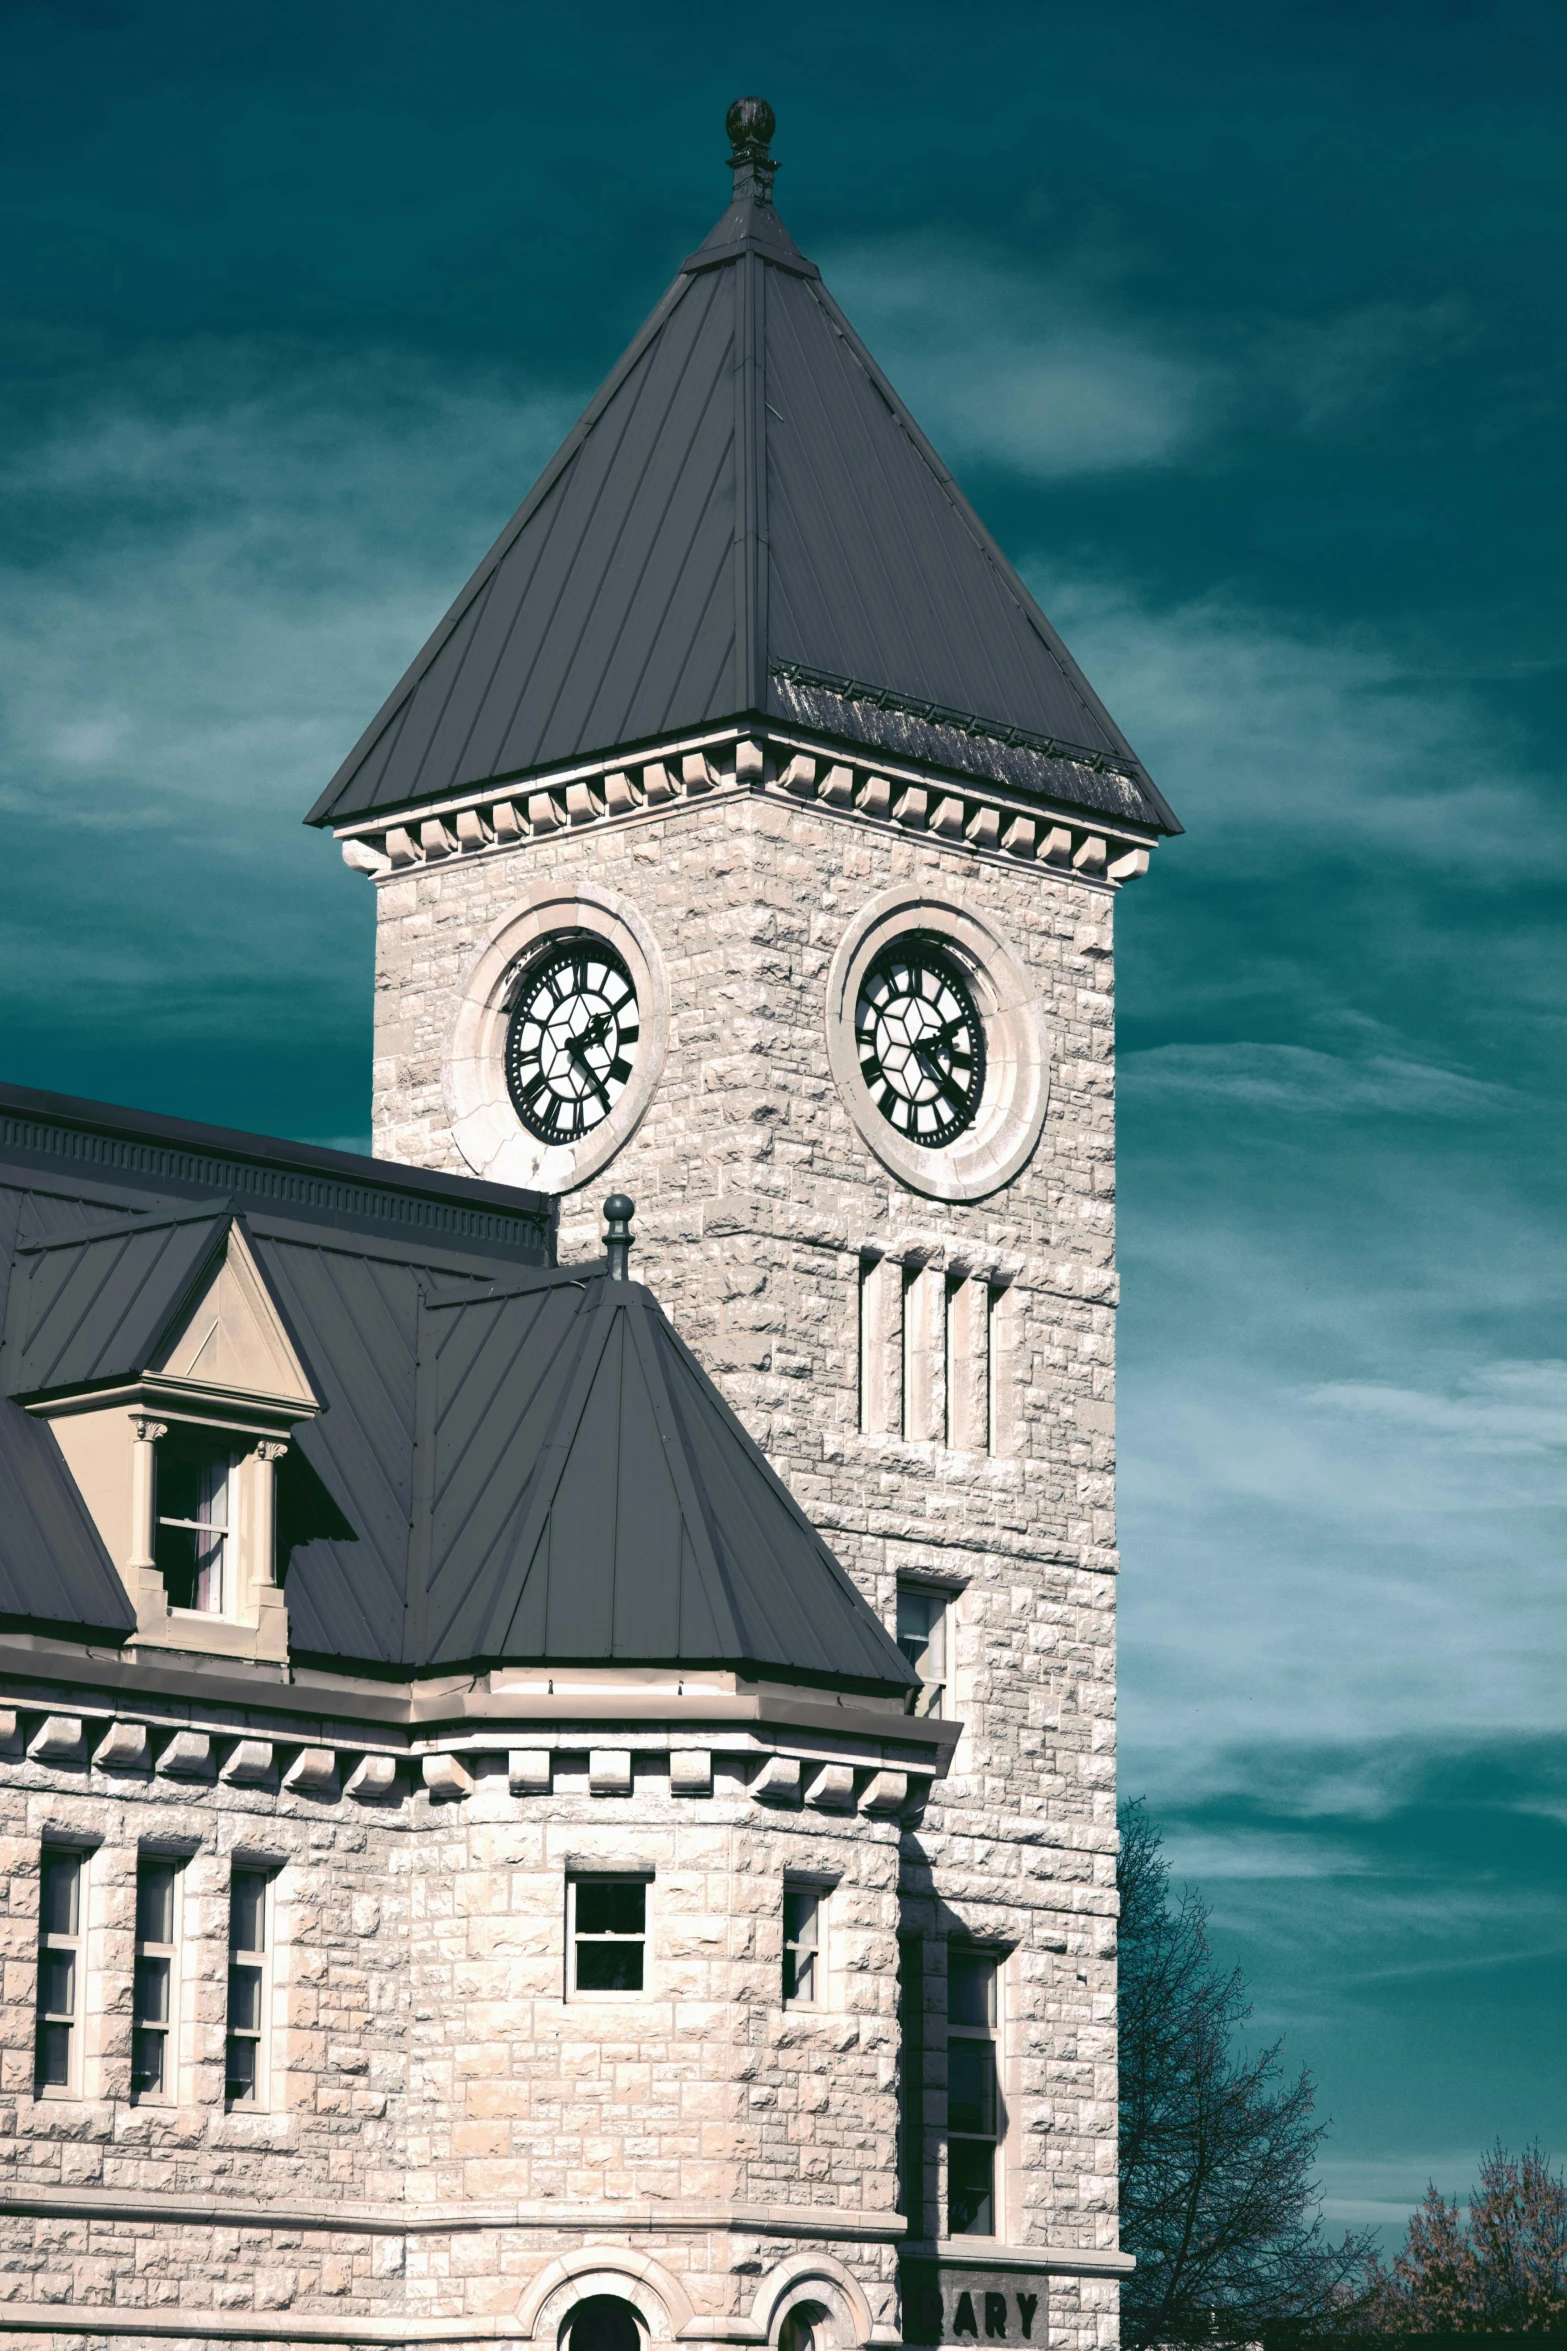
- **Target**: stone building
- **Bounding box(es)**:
[0,98,1176,2351]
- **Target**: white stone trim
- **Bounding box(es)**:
[0,2181,910,2240]
[518,2247,694,2342]
[749,2252,876,2349]
[335,730,1156,894]
[824,883,1052,1204]
[442,879,670,1196]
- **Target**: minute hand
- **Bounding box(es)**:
[567,1039,611,1106]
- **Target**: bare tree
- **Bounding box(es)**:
[1117,1801,1372,2347]
[1364,2144,1567,2332]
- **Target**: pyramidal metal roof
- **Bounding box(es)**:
[308,101,1178,838]
[0,1086,914,1694]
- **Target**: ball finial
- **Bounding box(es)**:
[726,96,776,168]
[603,1194,635,1282]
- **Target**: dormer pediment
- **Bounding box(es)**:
[152,1224,315,1415]
[6,1206,317,1422]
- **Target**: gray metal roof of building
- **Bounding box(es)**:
[308,109,1178,838]
[0,1084,913,1695]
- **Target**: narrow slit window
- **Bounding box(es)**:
[35,1847,84,2095]
[132,1857,180,2102]
[947,1946,1001,2237]
[782,1886,821,2007]
[226,1867,270,2106]
[570,1877,646,1995]
[156,1434,240,1614]
[985,1284,1005,1456]
[858,1256,874,1432]
[944,1274,963,1446]
[900,1263,920,1440]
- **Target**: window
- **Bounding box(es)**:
[947,1946,1001,2237]
[986,1282,1008,1456]
[570,1877,645,1995]
[155,1433,240,1613]
[898,1932,927,2233]
[782,1886,822,2006]
[132,1857,181,2102]
[568,2299,642,2351]
[897,1584,948,1718]
[858,1253,901,1437]
[226,1868,270,2105]
[35,1848,84,2095]
[780,2304,831,2351]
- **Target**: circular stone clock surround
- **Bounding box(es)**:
[443,881,669,1195]
[825,882,1051,1202]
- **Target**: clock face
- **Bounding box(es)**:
[505,937,641,1144]
[855,942,986,1147]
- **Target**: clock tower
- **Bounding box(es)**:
[311,96,1177,2351]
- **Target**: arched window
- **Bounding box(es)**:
[568,2298,642,2351]
[780,2302,833,2351]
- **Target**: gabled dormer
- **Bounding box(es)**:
[5,1207,318,1663]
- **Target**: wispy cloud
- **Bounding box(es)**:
[822,235,1223,477]
[0,336,574,1065]
[1032,571,1562,874]
[822,235,1476,480]
[1126,1041,1517,1118]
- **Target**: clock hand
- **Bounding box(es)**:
[566,1038,612,1106]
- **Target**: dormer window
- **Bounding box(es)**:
[12,1214,318,1665]
[154,1435,240,1614]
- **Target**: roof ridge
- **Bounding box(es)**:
[15,1199,235,1257]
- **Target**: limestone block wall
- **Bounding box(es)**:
[0,1695,952,2348]
[363,767,1124,2292]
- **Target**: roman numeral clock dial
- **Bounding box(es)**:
[505,938,640,1144]
[855,942,986,1148]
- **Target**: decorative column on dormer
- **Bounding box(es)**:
[127,1415,168,1572]
[249,1437,291,1662]
[126,1414,172,1631]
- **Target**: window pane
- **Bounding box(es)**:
[897,1587,937,1676]
[192,1527,226,1613]
[226,2035,258,2105]
[37,1949,75,2018]
[576,1881,644,1937]
[948,2138,995,2236]
[228,1963,262,2035]
[230,1871,266,1956]
[948,2039,997,2137]
[130,2025,165,2099]
[783,1943,817,2004]
[137,1861,176,1946]
[156,1521,201,1610]
[157,1449,202,1523]
[948,1951,995,2028]
[200,1455,232,1529]
[41,1852,79,1938]
[133,1954,170,2026]
[783,1888,818,1951]
[36,2020,71,2089]
[576,1939,644,1993]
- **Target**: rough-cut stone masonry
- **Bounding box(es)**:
[356,751,1129,2345]
[0,1688,1122,2350]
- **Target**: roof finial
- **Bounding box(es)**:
[726,96,778,206]
[603,1194,635,1282]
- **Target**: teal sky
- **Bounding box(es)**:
[3,0,1564,2239]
